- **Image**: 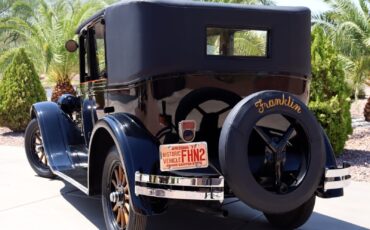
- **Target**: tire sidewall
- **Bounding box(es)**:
[264,195,316,229]
[102,149,120,230]
[219,90,325,213]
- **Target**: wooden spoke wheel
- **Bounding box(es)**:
[110,163,130,229]
[25,119,54,178]
[102,147,147,230]
[33,129,48,167]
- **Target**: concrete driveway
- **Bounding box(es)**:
[0,145,369,230]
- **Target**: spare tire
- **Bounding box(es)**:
[219,90,325,213]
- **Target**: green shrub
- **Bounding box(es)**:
[309,97,351,154]
[309,26,352,156]
[0,48,46,131]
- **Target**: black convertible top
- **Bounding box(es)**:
[78,0,311,86]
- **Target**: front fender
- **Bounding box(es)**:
[89,113,160,215]
[31,102,84,171]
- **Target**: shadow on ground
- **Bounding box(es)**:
[59,181,105,229]
[340,149,370,167]
[0,130,24,137]
[58,181,367,230]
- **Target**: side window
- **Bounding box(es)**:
[93,21,106,78]
[79,33,88,83]
[80,19,106,84]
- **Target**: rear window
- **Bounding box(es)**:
[206,27,268,57]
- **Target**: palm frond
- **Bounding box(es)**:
[0,47,19,73]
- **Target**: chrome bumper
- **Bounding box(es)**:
[324,163,351,191]
[134,172,224,201]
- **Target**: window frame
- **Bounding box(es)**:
[79,18,107,83]
[205,26,270,59]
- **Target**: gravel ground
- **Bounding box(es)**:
[338,90,370,182]
[1,87,369,182]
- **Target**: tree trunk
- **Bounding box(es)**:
[51,81,76,102]
[364,96,370,122]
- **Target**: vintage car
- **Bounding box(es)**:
[24,0,350,229]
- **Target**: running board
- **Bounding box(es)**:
[53,168,88,194]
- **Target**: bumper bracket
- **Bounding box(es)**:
[324,162,351,191]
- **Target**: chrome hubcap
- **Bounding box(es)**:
[110,191,124,203]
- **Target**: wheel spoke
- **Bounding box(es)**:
[114,169,120,185]
[277,125,295,153]
[116,208,122,223]
[40,153,45,162]
[121,208,126,228]
[112,179,118,189]
[123,208,129,226]
[275,163,282,189]
[118,166,123,184]
[113,203,119,212]
[124,203,130,212]
[195,105,207,115]
[216,105,233,115]
[254,126,277,153]
[35,133,42,143]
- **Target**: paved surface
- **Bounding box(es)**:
[0,145,369,230]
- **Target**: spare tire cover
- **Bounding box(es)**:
[219,90,325,213]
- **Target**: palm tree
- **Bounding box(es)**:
[317,0,369,97]
[315,0,370,120]
[45,0,109,101]
[365,77,370,121]
[0,0,36,74]
[0,0,109,101]
[0,0,16,17]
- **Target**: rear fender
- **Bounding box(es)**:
[322,129,338,169]
[31,102,84,171]
[88,113,160,215]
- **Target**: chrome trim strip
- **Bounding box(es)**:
[325,167,350,178]
[54,171,89,194]
[135,185,224,201]
[135,172,223,187]
[324,180,351,190]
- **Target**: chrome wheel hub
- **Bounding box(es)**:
[110,191,124,203]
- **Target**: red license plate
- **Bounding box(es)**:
[159,142,208,172]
